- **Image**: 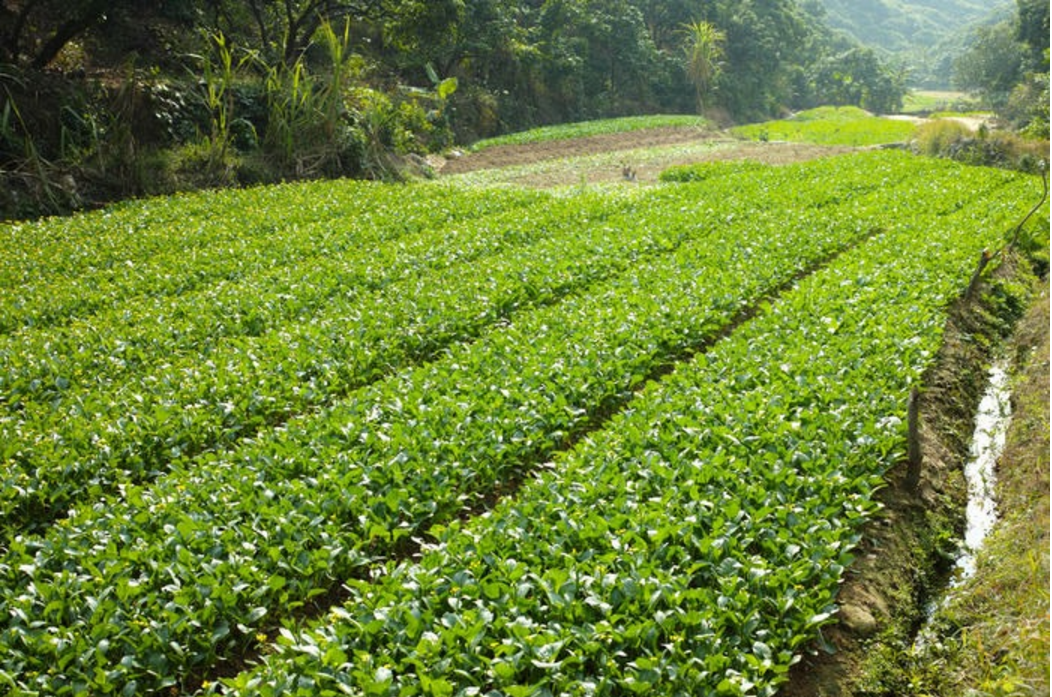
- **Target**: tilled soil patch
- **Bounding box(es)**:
[437,127,856,187]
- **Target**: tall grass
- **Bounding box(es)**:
[913,120,972,157]
[0,71,71,214]
[195,32,253,171]
[262,19,360,177]
[915,119,1050,172]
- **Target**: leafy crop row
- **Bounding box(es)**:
[0,153,1036,696]
[732,106,918,146]
[469,115,709,151]
[0,153,914,535]
[224,166,1036,697]
[0,187,550,418]
[0,190,638,533]
[0,153,966,695]
[0,182,543,334]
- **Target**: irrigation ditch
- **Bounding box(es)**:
[780,247,1045,696]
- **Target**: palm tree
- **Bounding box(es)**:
[682,20,726,114]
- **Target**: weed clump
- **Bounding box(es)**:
[914,120,1050,173]
[914,120,973,157]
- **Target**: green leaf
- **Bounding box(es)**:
[437,77,458,101]
[424,676,453,697]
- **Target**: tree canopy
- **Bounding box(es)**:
[951,0,1049,135]
[1,0,908,132]
[0,0,920,216]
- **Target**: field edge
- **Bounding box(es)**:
[779,249,1048,696]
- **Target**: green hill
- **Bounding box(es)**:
[815,0,1012,53]
[813,0,1016,87]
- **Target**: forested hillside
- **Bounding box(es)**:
[2,0,1045,219]
[1,0,912,217]
[815,0,1010,52]
[812,0,1015,87]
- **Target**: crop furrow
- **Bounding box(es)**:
[0,191,544,373]
[190,156,1018,692]
[0,179,400,287]
[0,187,720,535]
[0,190,620,413]
[0,154,905,536]
[0,154,1030,697]
[0,184,542,334]
[181,218,888,695]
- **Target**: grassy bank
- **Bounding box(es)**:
[884,284,1050,696]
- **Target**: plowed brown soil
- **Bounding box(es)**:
[436,126,855,187]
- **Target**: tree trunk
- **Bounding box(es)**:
[30,0,110,69]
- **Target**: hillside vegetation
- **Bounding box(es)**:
[731,106,917,146]
[815,0,1011,53]
[2,0,910,219]
[3,0,1046,219]
[814,0,1048,101]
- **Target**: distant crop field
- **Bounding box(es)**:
[469,114,711,151]
[0,151,1042,696]
[902,90,983,114]
[733,106,918,146]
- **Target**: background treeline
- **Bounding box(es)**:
[952,0,1049,136]
[0,0,1043,218]
[811,0,1014,89]
[813,0,1049,137]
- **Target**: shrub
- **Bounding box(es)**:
[915,119,1050,173]
[913,119,973,157]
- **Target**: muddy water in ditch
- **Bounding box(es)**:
[917,359,1013,642]
[952,359,1013,581]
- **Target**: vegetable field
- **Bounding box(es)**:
[730,107,918,146]
[0,151,1040,696]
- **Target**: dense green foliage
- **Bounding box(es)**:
[801,46,908,114]
[952,0,1049,136]
[728,106,917,146]
[227,158,1033,697]
[0,0,912,217]
[812,0,1012,86]
[0,151,1043,695]
[814,0,1008,53]
[817,0,1050,136]
[469,115,709,151]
